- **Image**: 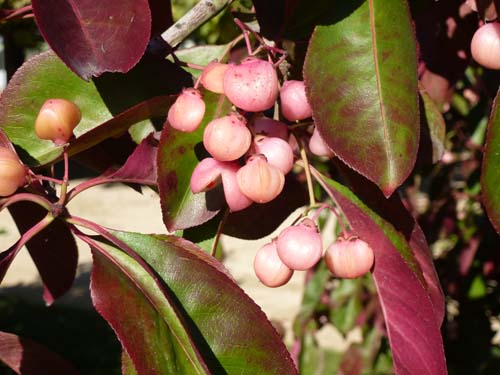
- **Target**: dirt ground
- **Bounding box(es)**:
[0,181,307,339]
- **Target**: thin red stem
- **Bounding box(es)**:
[0,192,52,212]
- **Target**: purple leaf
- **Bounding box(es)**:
[0,331,79,374]
[313,170,446,375]
[32,0,151,80]
[8,202,78,305]
[88,231,298,374]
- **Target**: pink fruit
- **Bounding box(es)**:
[276,218,323,271]
[309,127,334,158]
[254,241,294,288]
[471,23,500,70]
[203,113,251,161]
[324,238,375,279]
[190,157,223,193]
[236,155,285,203]
[200,61,228,94]
[167,88,206,132]
[252,135,294,174]
[34,98,82,144]
[219,162,253,212]
[223,58,279,112]
[0,147,26,196]
[250,116,289,140]
[280,80,312,121]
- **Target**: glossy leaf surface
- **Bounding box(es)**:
[90,231,297,374]
[157,91,231,232]
[0,331,79,375]
[481,88,500,234]
[313,171,446,375]
[32,0,151,80]
[304,0,419,196]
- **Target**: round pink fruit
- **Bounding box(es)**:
[236,155,285,203]
[203,113,251,161]
[309,127,334,158]
[223,58,279,112]
[219,162,253,212]
[280,80,312,122]
[0,147,26,197]
[167,88,206,132]
[254,240,294,288]
[200,61,229,94]
[276,218,323,271]
[324,238,375,279]
[190,157,224,193]
[471,23,500,70]
[252,135,294,174]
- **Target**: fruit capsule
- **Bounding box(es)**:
[471,23,500,70]
[252,135,294,174]
[276,218,323,271]
[280,80,312,122]
[34,98,82,144]
[309,126,334,158]
[200,61,228,94]
[324,238,375,279]
[223,58,279,112]
[167,88,206,132]
[254,240,294,288]
[203,113,251,161]
[236,155,284,203]
[0,147,26,196]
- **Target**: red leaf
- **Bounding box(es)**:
[32,0,151,80]
[0,331,79,375]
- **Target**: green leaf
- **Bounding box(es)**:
[172,44,230,77]
[304,0,419,196]
[419,83,446,163]
[157,91,232,231]
[481,88,500,235]
[90,231,297,374]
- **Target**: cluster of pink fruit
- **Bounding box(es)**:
[168,57,333,212]
[254,217,375,288]
[167,57,375,286]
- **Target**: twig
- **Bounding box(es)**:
[161,0,232,47]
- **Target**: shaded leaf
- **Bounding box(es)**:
[0,331,79,375]
[304,0,419,196]
[313,171,446,375]
[481,88,500,235]
[419,83,446,164]
[157,91,232,232]
[8,202,78,305]
[32,0,151,80]
[149,0,173,37]
[89,231,297,374]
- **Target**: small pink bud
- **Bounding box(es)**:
[200,61,229,94]
[309,127,334,158]
[203,113,252,161]
[250,116,289,140]
[254,240,294,288]
[219,162,253,212]
[280,80,312,122]
[167,88,206,132]
[276,218,323,271]
[190,157,223,193]
[324,238,375,279]
[252,135,294,174]
[236,155,285,203]
[223,58,279,112]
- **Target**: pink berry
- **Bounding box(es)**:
[309,127,334,158]
[250,116,289,140]
[190,157,223,193]
[471,23,500,70]
[200,61,229,94]
[0,147,26,196]
[254,241,294,288]
[219,162,253,212]
[203,113,251,161]
[34,98,81,144]
[280,80,312,121]
[167,88,206,132]
[276,218,323,271]
[252,135,294,174]
[223,58,279,112]
[236,155,285,203]
[324,238,375,279]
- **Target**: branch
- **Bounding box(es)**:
[161,0,231,47]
